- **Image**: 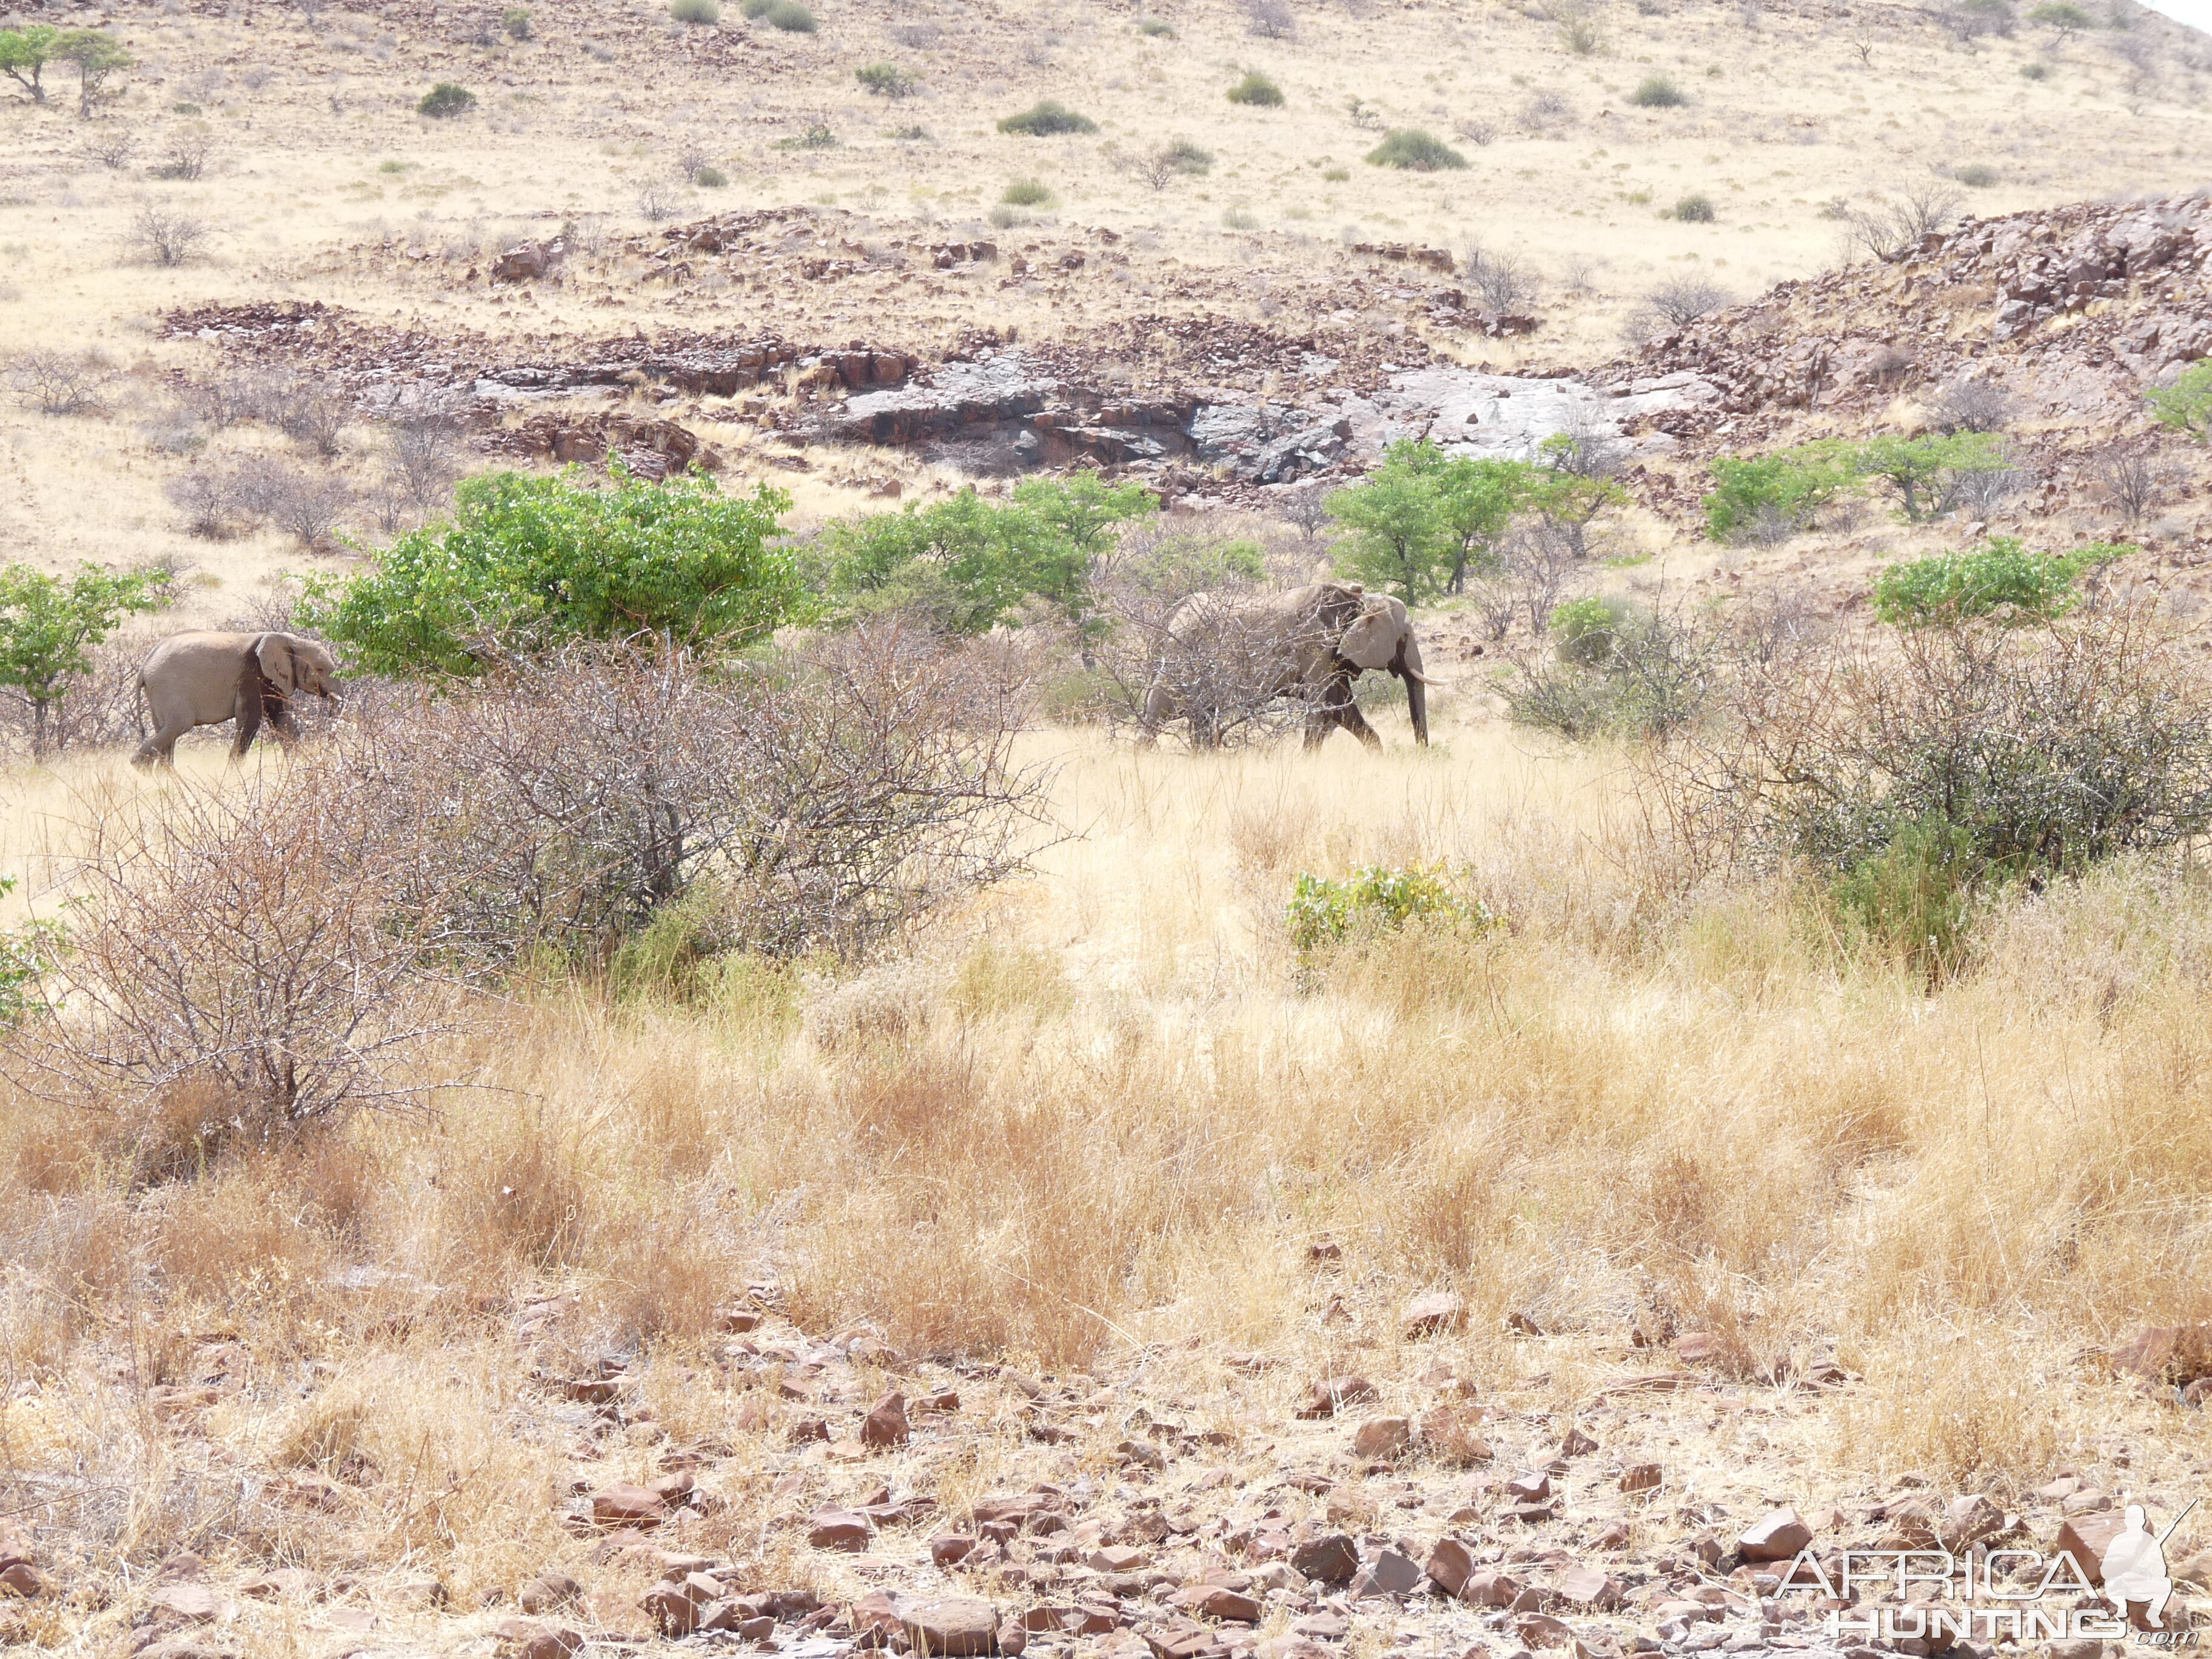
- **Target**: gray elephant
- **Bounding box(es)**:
[1141,581,1436,749]
[133,631,341,767]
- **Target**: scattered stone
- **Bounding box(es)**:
[592,1483,669,1529]
[1557,1426,1598,1458]
[862,1390,910,1450]
[1556,1567,1623,1610]
[2057,1512,2128,1584]
[1465,1571,1526,1608]
[1737,1507,1812,1562]
[1427,1538,1478,1598]
[1506,1471,1552,1503]
[1516,1613,1577,1649]
[806,1506,873,1550]
[147,1582,235,1624]
[1618,1464,1663,1493]
[902,1594,1002,1655]
[1403,1292,1469,1336]
[1352,1416,1410,1458]
[933,1535,979,1567]
[1939,1494,2005,1550]
[1171,1584,1262,1622]
[1348,1548,1424,1600]
[1090,1546,1148,1572]
[518,1570,582,1614]
[497,1618,586,1659]
[2113,1324,2212,1384]
[1290,1534,1360,1584]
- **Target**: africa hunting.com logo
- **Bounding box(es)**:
[1780,1500,2201,1646]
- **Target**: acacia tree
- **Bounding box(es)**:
[55,30,129,119]
[0,25,57,104]
[0,562,161,757]
[1326,449,1447,603]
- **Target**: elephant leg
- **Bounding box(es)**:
[264,688,299,746]
[230,668,267,760]
[1338,700,1384,749]
[1140,678,1175,746]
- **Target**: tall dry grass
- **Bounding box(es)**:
[4,723,2212,1601]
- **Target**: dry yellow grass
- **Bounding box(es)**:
[3,712,2211,1651]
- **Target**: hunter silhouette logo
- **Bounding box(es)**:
[2105,1501,2196,1631]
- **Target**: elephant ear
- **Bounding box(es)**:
[1336,598,1401,671]
[255,633,297,694]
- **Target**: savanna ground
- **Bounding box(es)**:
[8,0,2212,1654]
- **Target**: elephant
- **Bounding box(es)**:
[1141,581,1436,749]
[132,631,342,767]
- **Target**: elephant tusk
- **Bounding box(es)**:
[1401,666,1452,688]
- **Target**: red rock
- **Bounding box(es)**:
[497,1618,585,1659]
[1403,1292,1468,1336]
[1171,1584,1262,1621]
[1506,1470,1552,1502]
[1939,1494,2004,1549]
[932,1534,979,1566]
[862,1390,910,1450]
[851,1588,907,1641]
[2113,1324,2212,1382]
[1594,1521,1631,1550]
[1557,1426,1598,1458]
[518,1572,581,1614]
[147,1582,233,1623]
[1737,1507,1812,1562]
[1557,1567,1622,1610]
[917,1390,960,1413]
[902,1594,1000,1655]
[1349,1548,1423,1600]
[592,1483,667,1529]
[1294,1376,1377,1418]
[1289,1535,1359,1584]
[0,1562,50,1598]
[1516,1613,1576,1648]
[806,1507,872,1550]
[1352,1416,1410,1459]
[1090,1546,1147,1572]
[1426,1538,1477,1597]
[2057,1512,2129,1584]
[1617,1464,1662,1493]
[642,1573,726,1635]
[1464,1570,1524,1607]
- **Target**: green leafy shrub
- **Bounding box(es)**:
[1227,69,1284,106]
[2020,60,2050,77]
[2027,0,2094,32]
[417,81,476,118]
[1672,192,1717,221]
[298,467,800,677]
[1322,166,1350,181]
[1831,814,1982,982]
[1955,163,1999,187]
[1629,74,1686,106]
[1509,602,1715,740]
[671,0,721,19]
[998,99,1098,136]
[1550,595,1626,666]
[764,2,815,32]
[1285,865,1489,954]
[1001,175,1053,206]
[1702,441,1859,542]
[856,61,919,97]
[1871,537,2130,628]
[2147,360,2212,440]
[1164,138,1214,173]
[1138,16,1176,33]
[0,561,163,756]
[1365,128,1467,170]
[774,122,837,149]
[695,165,728,187]
[0,877,64,1031]
[1851,431,2012,521]
[501,7,532,38]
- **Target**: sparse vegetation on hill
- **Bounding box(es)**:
[997,99,1098,136]
[415,80,475,117]
[1226,69,1285,106]
[1364,127,1464,170]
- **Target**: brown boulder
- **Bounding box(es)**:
[591,1483,668,1529]
[1618,1464,1662,1493]
[1348,1548,1423,1600]
[1506,1470,1552,1502]
[1737,1507,1812,1562]
[1556,1567,1622,1610]
[1516,1612,1577,1648]
[1352,1416,1410,1459]
[518,1571,581,1614]
[1939,1494,2005,1550]
[1171,1584,1261,1622]
[2113,1324,2212,1384]
[807,1507,873,1550]
[1289,1534,1359,1584]
[497,1619,585,1659]
[147,1582,234,1624]
[862,1390,911,1450]
[902,1594,1001,1655]
[0,1561,50,1598]
[2057,1512,2130,1584]
[1464,1570,1523,1609]
[933,1534,979,1566]
[1426,1538,1477,1598]
[1403,1292,1468,1336]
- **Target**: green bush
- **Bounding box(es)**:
[1329,439,1543,602]
[298,467,801,678]
[740,0,773,13]
[1852,431,2011,521]
[501,6,532,38]
[1672,192,1716,221]
[1550,595,1627,666]
[1871,537,2130,628]
[998,99,1096,135]
[1285,865,1489,954]
[0,561,163,757]
[1509,601,1714,740]
[1365,128,1467,170]
[1702,441,1858,542]
[2027,0,2094,30]
[2147,359,2212,440]
[1227,69,1284,106]
[1138,16,1176,33]
[671,0,721,19]
[1001,175,1053,206]
[695,165,728,187]
[1955,162,1999,187]
[764,2,815,32]
[2020,60,2050,77]
[417,81,476,118]
[1628,73,1686,106]
[0,877,64,1032]
[1831,813,1982,982]
[1164,138,1213,173]
[856,61,919,97]
[774,122,837,149]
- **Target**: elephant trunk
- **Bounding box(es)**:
[1400,637,1431,746]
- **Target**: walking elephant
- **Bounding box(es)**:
[133,631,341,767]
[1141,582,1436,749]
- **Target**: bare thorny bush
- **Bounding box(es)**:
[1637,592,2212,892]
[1092,581,1321,749]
